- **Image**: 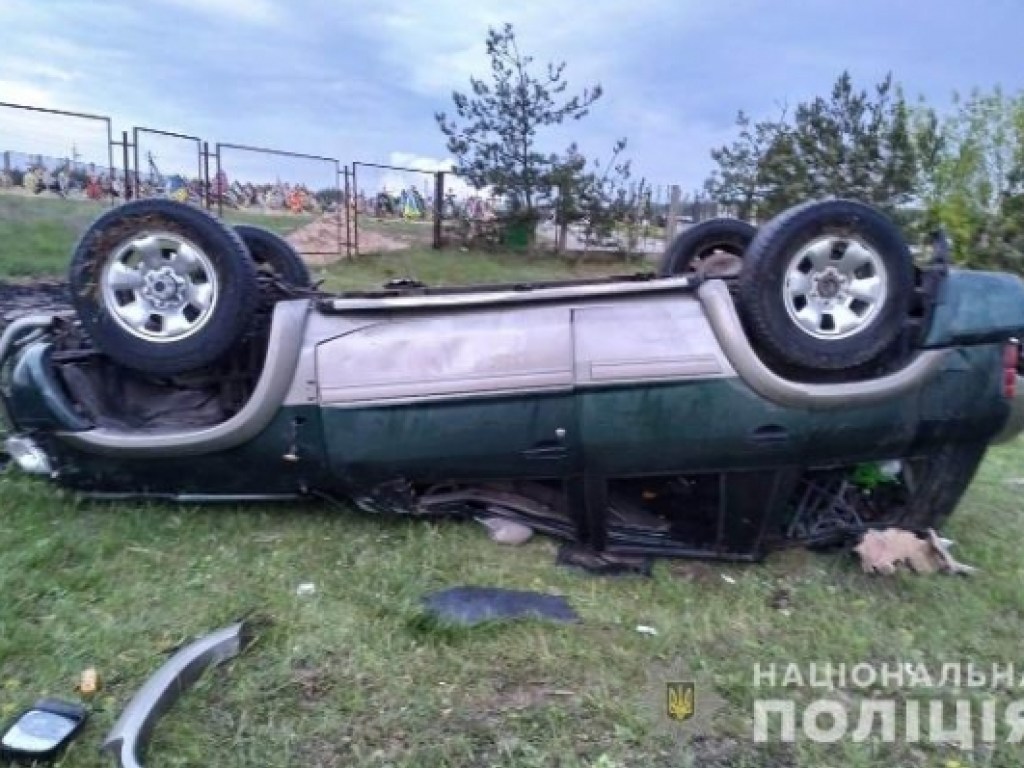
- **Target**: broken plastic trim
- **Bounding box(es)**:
[101,622,250,768]
[3,435,53,475]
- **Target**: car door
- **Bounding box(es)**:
[316,304,577,485]
[573,297,811,474]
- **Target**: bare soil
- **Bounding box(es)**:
[286,212,408,265]
[0,278,70,324]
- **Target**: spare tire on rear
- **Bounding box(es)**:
[69,199,259,376]
[737,199,914,374]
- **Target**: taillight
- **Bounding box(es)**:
[1003,341,1019,398]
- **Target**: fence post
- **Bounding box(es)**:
[343,167,352,258]
[433,171,444,250]
[351,162,359,256]
[202,142,211,211]
[664,184,681,254]
[132,128,140,200]
[121,131,132,200]
[215,146,223,217]
[333,162,343,262]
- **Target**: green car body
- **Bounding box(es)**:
[4,269,1024,559]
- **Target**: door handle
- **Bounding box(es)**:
[748,424,789,445]
[522,429,568,460]
[520,448,569,460]
[522,444,569,460]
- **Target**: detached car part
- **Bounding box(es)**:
[0,699,87,764]
[101,622,249,768]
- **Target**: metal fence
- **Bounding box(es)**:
[1,149,124,202]
[132,127,204,204]
[0,102,356,261]
[0,102,119,204]
[214,143,352,262]
[350,162,439,255]
[1,100,723,263]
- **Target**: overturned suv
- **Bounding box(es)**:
[3,198,1024,560]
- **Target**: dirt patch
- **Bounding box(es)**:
[668,560,720,585]
[286,213,408,265]
[0,279,71,324]
[290,657,337,706]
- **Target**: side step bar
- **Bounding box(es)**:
[698,280,948,410]
[56,301,309,457]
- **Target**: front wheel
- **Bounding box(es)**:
[898,442,988,530]
[659,218,756,277]
[234,224,311,287]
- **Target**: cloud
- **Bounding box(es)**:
[0,80,58,107]
[373,153,476,196]
[154,0,280,25]
[1,0,1023,191]
[0,57,79,83]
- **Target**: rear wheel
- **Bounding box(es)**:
[738,199,914,374]
[69,199,259,375]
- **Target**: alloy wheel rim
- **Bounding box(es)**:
[100,231,219,343]
[782,235,888,340]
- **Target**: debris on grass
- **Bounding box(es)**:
[853,528,978,575]
[76,668,101,697]
[635,625,658,636]
[421,586,579,627]
[768,586,792,612]
[474,516,533,545]
[296,582,317,596]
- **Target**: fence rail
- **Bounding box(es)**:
[1,100,728,261]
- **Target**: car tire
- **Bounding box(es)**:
[738,199,914,373]
[899,442,988,529]
[234,224,311,287]
[658,218,756,276]
[69,199,259,376]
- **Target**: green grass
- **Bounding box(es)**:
[2,438,1024,766]
[0,195,312,279]
[3,199,1024,764]
[0,195,640,286]
[0,195,109,277]
[317,247,644,292]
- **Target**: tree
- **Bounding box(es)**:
[918,88,1024,268]
[706,72,920,219]
[436,24,604,217]
[704,109,788,220]
[545,139,641,258]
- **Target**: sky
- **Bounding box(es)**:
[1,0,1023,194]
